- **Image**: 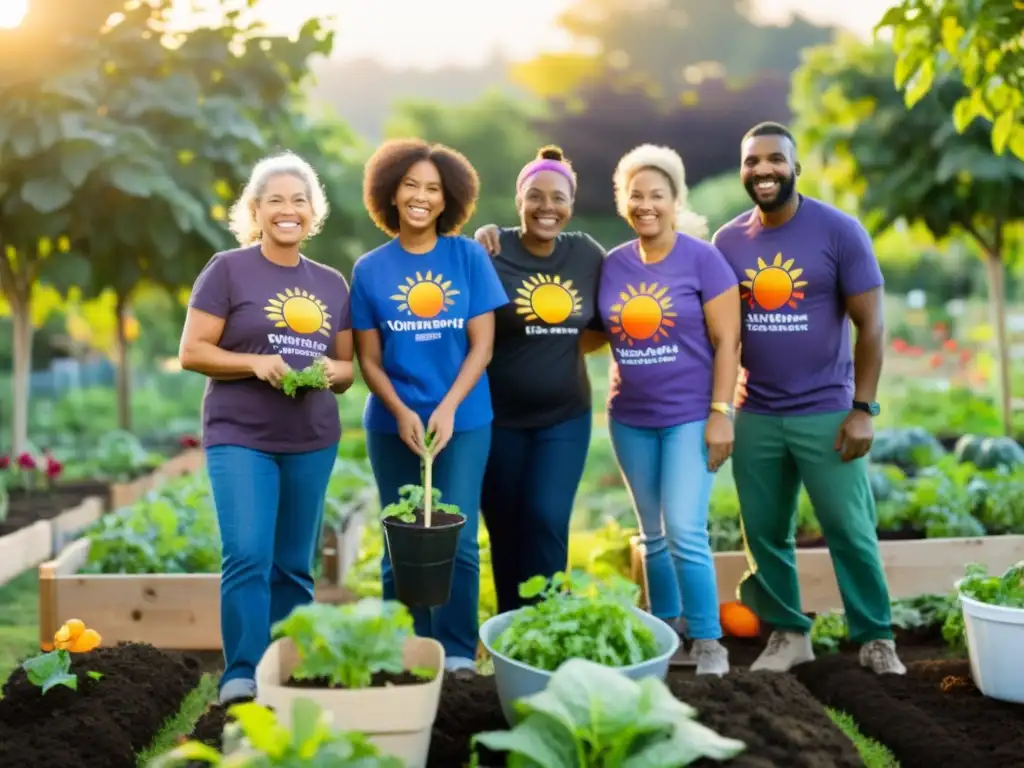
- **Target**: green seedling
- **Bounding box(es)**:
[281,359,329,397]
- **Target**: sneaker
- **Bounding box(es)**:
[691,639,730,676]
[749,631,815,672]
[859,639,907,675]
[219,677,256,706]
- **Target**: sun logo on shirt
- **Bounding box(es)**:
[740,253,807,311]
[391,272,460,318]
[514,273,582,324]
[264,288,332,336]
[608,283,676,346]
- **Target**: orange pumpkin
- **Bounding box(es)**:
[720,601,760,638]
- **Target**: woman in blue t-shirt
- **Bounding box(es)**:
[350,138,508,670]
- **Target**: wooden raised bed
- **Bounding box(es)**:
[39,508,367,651]
[630,534,1024,613]
[50,496,105,552]
[108,448,205,510]
[0,520,53,586]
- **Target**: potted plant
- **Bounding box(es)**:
[473,657,746,766]
[954,560,1024,704]
[380,437,465,607]
[478,571,679,725]
[150,697,404,766]
[255,598,444,768]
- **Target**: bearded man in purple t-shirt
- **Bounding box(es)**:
[713,122,906,676]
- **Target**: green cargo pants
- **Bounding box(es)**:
[732,410,893,642]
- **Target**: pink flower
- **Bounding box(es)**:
[179,435,200,449]
[44,454,63,480]
[0,455,9,470]
[16,452,36,470]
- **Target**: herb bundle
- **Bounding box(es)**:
[280,358,330,397]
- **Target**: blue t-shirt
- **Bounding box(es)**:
[350,235,510,433]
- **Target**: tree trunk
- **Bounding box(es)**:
[984,252,1013,436]
[114,290,132,432]
[9,298,33,455]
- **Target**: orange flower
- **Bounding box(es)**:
[54,619,101,652]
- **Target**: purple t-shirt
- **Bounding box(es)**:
[188,245,352,453]
[599,234,737,428]
[712,196,884,415]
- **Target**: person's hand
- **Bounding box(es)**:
[733,367,748,409]
[705,410,734,472]
[396,408,427,457]
[323,358,353,390]
[835,409,873,462]
[251,354,291,388]
[426,402,456,455]
[473,224,501,255]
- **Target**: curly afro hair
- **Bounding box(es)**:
[363,138,480,237]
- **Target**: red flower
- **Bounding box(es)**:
[0,455,8,470]
[44,454,63,480]
[179,435,200,449]
[16,452,36,470]
[943,339,957,351]
[929,353,943,369]
[891,338,908,353]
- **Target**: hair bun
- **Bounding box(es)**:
[537,145,565,161]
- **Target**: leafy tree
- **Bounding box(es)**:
[511,0,833,101]
[792,35,1024,434]
[876,0,1024,158]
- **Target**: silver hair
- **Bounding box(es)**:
[612,144,708,239]
[227,152,329,246]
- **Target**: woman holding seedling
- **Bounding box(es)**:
[598,145,740,676]
[470,146,606,614]
[179,152,354,705]
[351,138,508,671]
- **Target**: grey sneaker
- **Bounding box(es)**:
[749,631,815,672]
[691,639,730,676]
[859,639,907,675]
[219,677,256,705]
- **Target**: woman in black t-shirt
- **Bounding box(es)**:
[472,146,606,613]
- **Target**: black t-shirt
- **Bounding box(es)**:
[487,228,606,429]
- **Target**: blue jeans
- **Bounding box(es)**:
[367,426,490,665]
[480,413,591,614]
[206,443,338,687]
[609,418,721,639]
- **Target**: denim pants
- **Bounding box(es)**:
[609,418,721,639]
[480,412,591,614]
[206,442,338,687]
[367,426,490,666]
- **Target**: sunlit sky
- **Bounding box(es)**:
[169,0,895,70]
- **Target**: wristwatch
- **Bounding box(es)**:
[852,400,880,417]
[710,402,734,420]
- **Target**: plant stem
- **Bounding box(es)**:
[423,450,433,528]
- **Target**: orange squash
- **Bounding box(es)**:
[720,601,760,638]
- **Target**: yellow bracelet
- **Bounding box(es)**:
[710,402,733,417]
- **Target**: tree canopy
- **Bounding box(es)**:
[876,0,1024,159]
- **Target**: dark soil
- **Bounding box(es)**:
[0,479,111,535]
[796,656,1024,768]
[0,642,202,768]
[383,510,465,528]
[425,669,861,767]
[286,670,426,689]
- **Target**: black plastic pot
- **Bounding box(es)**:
[382,511,465,608]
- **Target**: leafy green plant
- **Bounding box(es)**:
[491,571,660,672]
[281,359,329,398]
[150,697,403,766]
[380,484,460,524]
[472,658,745,767]
[944,560,1024,651]
[270,598,432,689]
[21,649,79,694]
[809,612,848,653]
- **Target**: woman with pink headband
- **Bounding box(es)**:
[472,146,606,614]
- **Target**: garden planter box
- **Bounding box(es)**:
[0,519,53,586]
[108,448,205,510]
[630,534,1024,614]
[255,635,445,768]
[38,510,367,651]
[960,592,1024,704]
[50,495,105,552]
[478,605,679,726]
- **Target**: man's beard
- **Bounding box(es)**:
[744,173,796,213]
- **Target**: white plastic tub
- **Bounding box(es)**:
[960,592,1024,704]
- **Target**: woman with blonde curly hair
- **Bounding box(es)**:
[598,144,741,676]
[178,151,354,704]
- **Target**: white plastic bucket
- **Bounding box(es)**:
[959,592,1024,704]
[479,605,679,725]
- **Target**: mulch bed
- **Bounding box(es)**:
[0,480,111,536]
[795,656,1024,768]
[0,643,202,768]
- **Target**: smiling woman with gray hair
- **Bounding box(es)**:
[178,151,355,705]
[597,143,741,676]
